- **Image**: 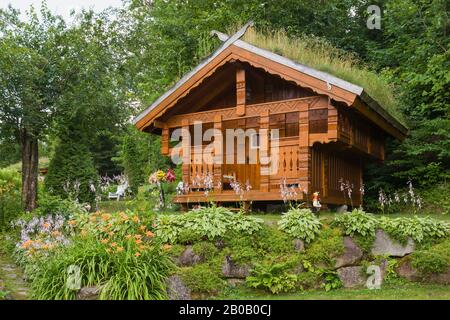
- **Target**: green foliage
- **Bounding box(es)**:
[31,235,173,300]
[411,239,450,275]
[0,168,22,229]
[277,208,322,243]
[178,264,226,294]
[116,126,170,194]
[192,241,218,261]
[155,206,263,244]
[34,192,84,218]
[379,216,450,244]
[318,269,342,292]
[332,209,377,237]
[300,227,345,267]
[246,262,297,294]
[45,116,99,206]
[411,251,448,275]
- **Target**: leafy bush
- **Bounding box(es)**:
[178,264,226,294]
[277,208,322,243]
[411,239,450,275]
[155,206,263,244]
[0,168,22,229]
[379,216,450,244]
[35,192,85,218]
[246,262,297,294]
[332,209,377,237]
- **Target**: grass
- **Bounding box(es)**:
[240,28,405,126]
[217,280,450,300]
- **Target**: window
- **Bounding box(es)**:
[269,112,299,138]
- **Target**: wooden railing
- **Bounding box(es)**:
[269,137,301,187]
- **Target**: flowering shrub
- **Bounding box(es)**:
[12,214,75,260]
[277,208,322,243]
[22,209,174,300]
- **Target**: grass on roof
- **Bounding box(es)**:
[240,28,405,125]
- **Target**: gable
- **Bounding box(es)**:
[133,28,407,140]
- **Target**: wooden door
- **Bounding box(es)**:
[222,117,260,190]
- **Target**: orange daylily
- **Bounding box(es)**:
[145,231,155,238]
[116,246,124,252]
[111,242,117,247]
[163,244,172,251]
[21,240,34,249]
[135,252,141,257]
[101,213,112,222]
[139,225,146,231]
[135,239,142,244]
[101,238,109,244]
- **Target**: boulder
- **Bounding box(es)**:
[292,239,305,252]
[334,237,363,269]
[77,286,101,300]
[222,256,250,278]
[336,205,348,214]
[227,278,245,287]
[397,258,450,285]
[177,246,204,267]
[337,266,366,288]
[166,275,191,300]
[371,229,415,257]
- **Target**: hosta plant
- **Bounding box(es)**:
[277,208,322,243]
[246,262,298,294]
[379,216,450,244]
[332,209,377,237]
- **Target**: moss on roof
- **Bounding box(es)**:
[241,28,405,126]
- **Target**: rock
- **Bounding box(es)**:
[292,239,305,252]
[215,239,225,249]
[371,229,415,257]
[166,275,191,300]
[337,266,366,288]
[227,278,245,287]
[334,237,363,269]
[177,246,204,266]
[336,205,348,214]
[222,256,250,278]
[77,286,101,300]
[397,258,450,285]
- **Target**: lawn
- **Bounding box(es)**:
[218,280,450,300]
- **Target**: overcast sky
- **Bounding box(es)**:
[0,0,124,20]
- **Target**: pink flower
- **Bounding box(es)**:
[166,169,176,182]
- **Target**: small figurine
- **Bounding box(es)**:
[312,191,322,214]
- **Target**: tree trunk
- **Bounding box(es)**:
[20,129,39,212]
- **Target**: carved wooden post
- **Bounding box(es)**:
[213,115,223,192]
[181,119,190,188]
[236,68,246,116]
[161,125,169,156]
[327,99,338,142]
[259,110,270,192]
[299,102,311,203]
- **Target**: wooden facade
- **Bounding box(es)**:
[134,26,407,209]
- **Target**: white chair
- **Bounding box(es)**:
[108,183,128,201]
